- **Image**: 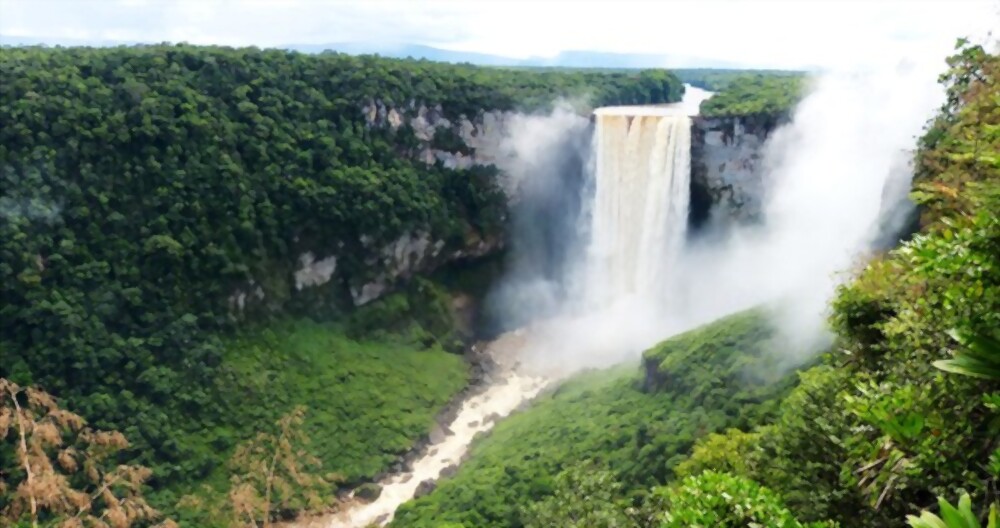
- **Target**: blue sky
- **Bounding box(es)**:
[1,0,996,69]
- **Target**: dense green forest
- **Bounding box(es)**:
[672,68,804,92]
[492,66,807,118]
[0,44,685,524]
[697,73,805,118]
[392,309,805,527]
[2,37,995,528]
[393,41,1000,527]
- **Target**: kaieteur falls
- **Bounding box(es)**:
[587,110,691,307]
[4,5,996,528]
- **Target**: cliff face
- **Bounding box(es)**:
[363,99,525,196]
[279,100,590,311]
[285,96,577,310]
[282,103,787,311]
[230,101,517,314]
[690,114,786,228]
[286,228,499,310]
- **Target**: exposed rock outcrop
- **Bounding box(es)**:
[294,252,338,290]
[363,99,523,196]
[267,99,585,311]
[690,114,787,228]
[354,483,382,502]
[229,100,524,316]
[414,479,437,498]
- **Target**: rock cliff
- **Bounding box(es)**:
[690,114,787,228]
[363,99,525,196]
[231,101,518,313]
[277,102,788,312]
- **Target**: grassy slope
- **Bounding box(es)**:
[160,318,468,524]
[391,309,804,527]
[223,319,468,481]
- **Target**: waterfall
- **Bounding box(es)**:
[485,86,709,375]
[586,110,692,306]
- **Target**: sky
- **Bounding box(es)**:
[0,0,996,69]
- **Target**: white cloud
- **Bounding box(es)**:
[0,0,995,68]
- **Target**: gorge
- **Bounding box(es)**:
[2,35,997,528]
[309,59,934,524]
[293,89,709,527]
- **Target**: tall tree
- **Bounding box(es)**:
[227,406,333,527]
[0,378,175,528]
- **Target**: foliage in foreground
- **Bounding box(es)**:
[178,406,333,528]
[522,465,834,528]
[227,406,328,528]
[934,329,1000,380]
[907,493,998,528]
[0,378,175,527]
[650,471,835,528]
[522,464,636,528]
[677,39,1000,527]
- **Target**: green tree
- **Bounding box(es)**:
[523,463,637,528]
[649,471,836,528]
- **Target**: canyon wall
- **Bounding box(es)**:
[280,102,788,312]
[690,114,786,228]
[230,101,520,314]
[363,99,525,195]
[281,100,592,311]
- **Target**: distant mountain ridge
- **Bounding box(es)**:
[286,42,753,69]
[2,34,759,69]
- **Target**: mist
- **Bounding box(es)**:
[484,103,592,332]
[488,60,949,376]
[670,62,944,356]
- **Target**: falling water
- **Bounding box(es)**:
[586,109,692,306]
[287,88,710,528]
[512,89,709,375]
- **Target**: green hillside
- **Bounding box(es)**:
[395,41,1000,528]
[0,44,684,524]
[392,309,804,527]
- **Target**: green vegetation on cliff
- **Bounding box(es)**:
[0,44,683,523]
[391,309,804,527]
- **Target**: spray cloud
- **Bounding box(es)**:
[669,63,945,360]
[484,102,593,331]
[491,55,954,376]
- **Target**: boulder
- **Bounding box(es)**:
[429,425,447,444]
[354,483,382,502]
[414,479,437,498]
[439,464,459,479]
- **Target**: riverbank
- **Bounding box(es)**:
[281,329,550,527]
